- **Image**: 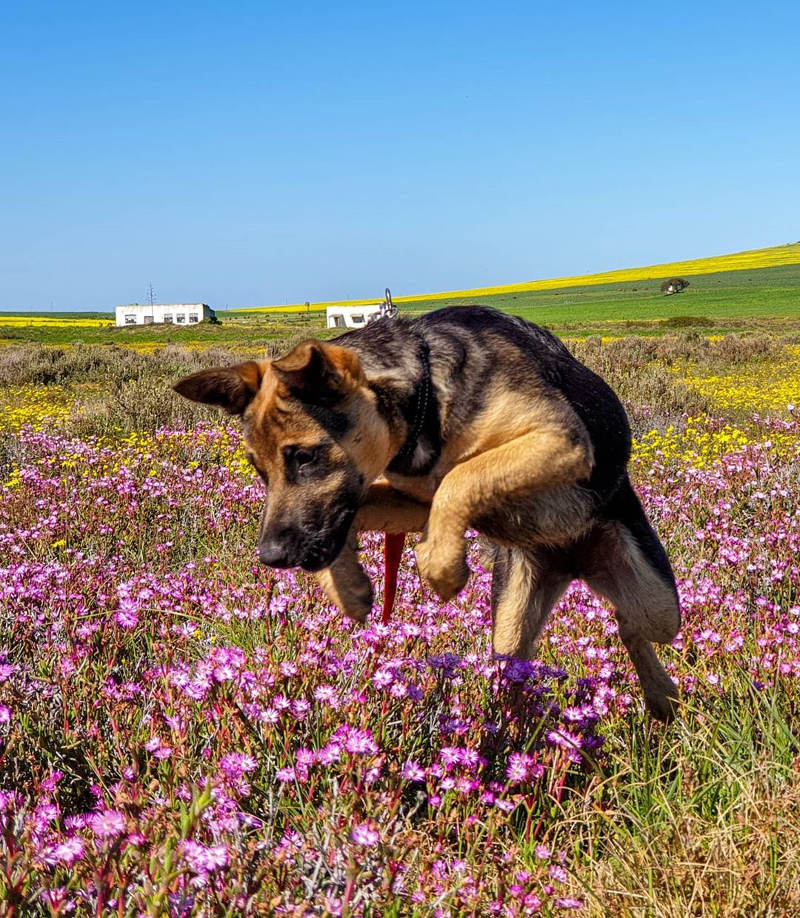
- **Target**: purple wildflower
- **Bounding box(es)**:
[183,840,229,873]
[43,837,84,866]
[402,760,426,781]
[90,809,126,838]
[219,753,258,780]
[349,822,380,847]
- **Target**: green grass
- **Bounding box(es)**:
[3,261,800,348]
[0,313,328,349]
[398,262,800,335]
[0,310,113,319]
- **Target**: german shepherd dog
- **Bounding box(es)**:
[174,306,681,721]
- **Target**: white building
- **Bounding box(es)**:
[114,303,216,327]
[326,304,383,329]
[326,291,397,329]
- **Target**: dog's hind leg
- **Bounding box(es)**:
[489,545,572,660]
[576,479,681,722]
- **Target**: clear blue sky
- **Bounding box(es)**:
[2,0,798,311]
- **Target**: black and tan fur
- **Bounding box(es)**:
[174,306,681,721]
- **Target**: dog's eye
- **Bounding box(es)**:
[294,447,318,469]
[283,444,323,481]
[283,444,326,482]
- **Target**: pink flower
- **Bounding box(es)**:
[317,742,342,765]
[219,753,258,780]
[349,822,380,847]
[90,809,126,838]
[506,752,533,783]
[343,728,379,755]
[183,840,229,873]
[114,607,139,629]
[296,748,315,768]
[291,699,310,720]
[401,760,425,781]
[439,747,463,769]
[372,668,395,688]
[313,684,338,706]
[213,664,236,682]
[43,837,84,866]
[41,771,63,792]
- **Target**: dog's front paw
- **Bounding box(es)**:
[416,532,469,601]
[315,552,373,623]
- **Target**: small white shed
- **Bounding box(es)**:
[326,291,397,329]
[326,304,384,329]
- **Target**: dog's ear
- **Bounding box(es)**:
[173,361,267,415]
[272,340,364,403]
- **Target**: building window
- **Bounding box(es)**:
[125,315,137,325]
[350,314,364,325]
[143,315,154,324]
[189,314,199,323]
[164,314,173,324]
[176,315,186,324]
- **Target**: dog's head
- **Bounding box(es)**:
[173,340,393,571]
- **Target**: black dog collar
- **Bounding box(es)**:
[389,342,432,470]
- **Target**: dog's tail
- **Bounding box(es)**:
[602,474,678,598]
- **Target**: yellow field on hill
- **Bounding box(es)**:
[235,242,800,313]
[0,316,114,327]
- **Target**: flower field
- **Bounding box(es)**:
[234,242,800,314]
[0,317,114,328]
[1,337,800,915]
[681,345,800,416]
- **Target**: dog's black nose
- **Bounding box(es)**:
[258,540,291,568]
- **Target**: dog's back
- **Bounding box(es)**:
[338,305,631,510]
[419,306,632,503]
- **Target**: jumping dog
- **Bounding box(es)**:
[174,306,681,721]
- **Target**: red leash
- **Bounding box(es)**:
[382,532,405,624]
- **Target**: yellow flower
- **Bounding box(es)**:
[681,345,800,415]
